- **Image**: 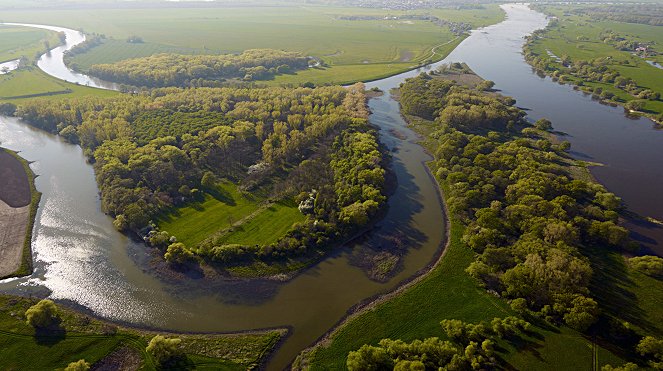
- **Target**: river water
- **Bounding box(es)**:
[0,3,662,369]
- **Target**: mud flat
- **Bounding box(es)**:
[0,149,39,279]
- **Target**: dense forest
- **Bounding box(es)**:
[8,83,387,265]
[347,72,635,367]
[85,49,311,88]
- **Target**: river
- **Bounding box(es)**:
[0,4,662,369]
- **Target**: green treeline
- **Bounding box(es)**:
[11,83,386,264]
[570,4,663,26]
[347,72,632,367]
[347,317,531,370]
[401,73,628,330]
[86,49,310,88]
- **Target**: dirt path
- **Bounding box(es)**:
[0,199,29,277]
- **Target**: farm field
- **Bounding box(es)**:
[528,5,663,116]
[0,25,59,63]
[0,4,504,85]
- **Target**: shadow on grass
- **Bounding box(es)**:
[34,320,66,346]
[582,245,653,333]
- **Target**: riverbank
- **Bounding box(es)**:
[0,148,40,279]
[0,293,285,370]
[523,4,663,125]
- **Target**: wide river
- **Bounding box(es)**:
[1,4,662,369]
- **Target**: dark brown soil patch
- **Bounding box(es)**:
[91,345,142,371]
[0,150,31,207]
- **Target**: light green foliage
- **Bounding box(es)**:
[628,255,663,276]
[64,359,90,371]
[348,317,531,371]
[164,242,194,264]
[146,335,184,367]
[88,49,309,87]
[25,299,59,329]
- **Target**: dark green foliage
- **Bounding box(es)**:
[88,49,309,87]
[400,73,627,328]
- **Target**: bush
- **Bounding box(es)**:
[25,299,60,329]
[146,335,184,367]
[629,256,663,276]
[64,359,90,371]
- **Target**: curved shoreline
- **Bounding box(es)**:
[0,148,41,279]
[293,143,452,369]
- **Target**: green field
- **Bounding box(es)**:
[219,200,305,246]
[157,182,302,249]
[1,4,503,85]
[0,25,59,63]
[0,294,282,370]
[0,67,118,101]
[528,6,663,115]
[66,39,213,72]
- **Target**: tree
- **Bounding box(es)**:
[25,299,60,329]
[164,242,194,264]
[200,171,217,189]
[563,296,599,331]
[64,360,90,371]
[347,344,393,371]
[629,256,663,276]
[534,118,553,131]
[146,335,184,367]
[625,99,646,111]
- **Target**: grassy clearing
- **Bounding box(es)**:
[0,25,59,63]
[157,182,264,248]
[0,67,118,101]
[528,6,663,115]
[0,294,283,370]
[157,182,302,249]
[219,200,305,246]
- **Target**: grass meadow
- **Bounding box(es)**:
[157,182,302,249]
[0,25,59,63]
[0,294,282,370]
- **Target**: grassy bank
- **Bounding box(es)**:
[0,148,41,279]
[526,5,663,121]
[0,67,118,101]
[0,294,283,370]
[0,25,60,64]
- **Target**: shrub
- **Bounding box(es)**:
[25,299,60,329]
